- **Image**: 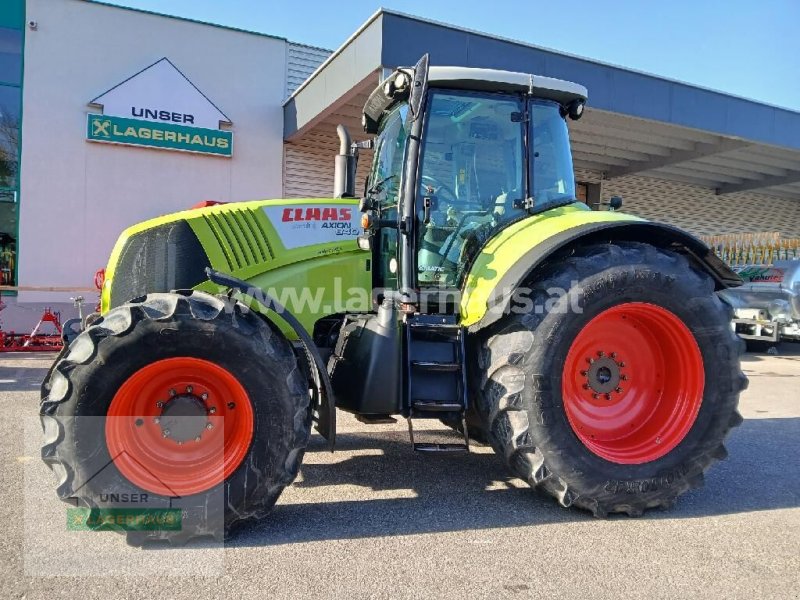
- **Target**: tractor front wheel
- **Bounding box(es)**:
[472,242,747,516]
[40,291,310,544]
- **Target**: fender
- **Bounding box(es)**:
[205,268,336,450]
[460,203,741,331]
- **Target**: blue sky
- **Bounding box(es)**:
[99,0,800,111]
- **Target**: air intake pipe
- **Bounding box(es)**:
[333,124,357,198]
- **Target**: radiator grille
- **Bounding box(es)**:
[110,220,210,308]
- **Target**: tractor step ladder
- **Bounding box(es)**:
[405,314,469,452]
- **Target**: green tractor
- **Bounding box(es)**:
[41,56,746,544]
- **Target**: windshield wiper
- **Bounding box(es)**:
[365,174,397,197]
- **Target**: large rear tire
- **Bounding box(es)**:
[40,291,310,544]
[471,242,747,516]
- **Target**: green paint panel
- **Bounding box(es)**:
[87,114,233,157]
[460,203,644,326]
[0,0,24,30]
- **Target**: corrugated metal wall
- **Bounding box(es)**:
[285,146,800,230]
[575,168,800,238]
[286,43,330,97]
[284,42,365,199]
[284,132,372,199]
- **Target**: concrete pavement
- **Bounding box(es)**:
[2,345,799,599]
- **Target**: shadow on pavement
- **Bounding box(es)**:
[229,416,800,547]
[741,342,800,363]
[0,353,55,393]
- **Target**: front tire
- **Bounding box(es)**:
[40,291,310,544]
[472,242,747,516]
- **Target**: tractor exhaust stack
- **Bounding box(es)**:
[333,124,356,198]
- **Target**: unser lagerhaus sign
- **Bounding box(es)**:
[86,57,233,157]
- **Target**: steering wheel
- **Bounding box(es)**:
[435,209,492,269]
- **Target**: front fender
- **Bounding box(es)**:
[460,203,741,331]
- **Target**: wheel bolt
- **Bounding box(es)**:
[162,429,170,438]
[580,370,587,376]
[155,401,164,408]
[610,352,617,358]
[206,422,214,430]
[582,383,590,390]
[209,406,217,414]
[615,387,623,393]
[605,393,612,400]
[598,351,605,357]
[618,362,625,367]
[195,436,202,442]
[227,402,236,410]
[201,393,208,401]
[587,358,595,364]
[621,375,629,381]
[176,440,183,445]
[186,385,193,394]
[592,393,599,399]
[168,389,176,397]
[153,417,160,424]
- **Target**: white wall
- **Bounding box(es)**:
[18,0,288,303]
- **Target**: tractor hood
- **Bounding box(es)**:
[101,198,369,333]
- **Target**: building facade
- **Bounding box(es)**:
[2,0,799,330]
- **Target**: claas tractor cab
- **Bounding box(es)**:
[41,55,746,545]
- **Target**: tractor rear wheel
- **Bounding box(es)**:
[40,291,310,544]
[472,242,746,516]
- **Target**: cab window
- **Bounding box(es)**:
[415,90,526,287]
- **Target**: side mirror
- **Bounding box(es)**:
[605,196,623,211]
[408,54,430,123]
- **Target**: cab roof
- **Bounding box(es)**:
[426,66,588,104]
[362,65,588,131]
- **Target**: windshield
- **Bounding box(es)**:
[531,100,575,207]
[367,102,408,209]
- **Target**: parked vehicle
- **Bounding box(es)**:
[721,260,800,348]
[40,56,746,545]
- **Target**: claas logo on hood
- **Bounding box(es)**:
[281,207,352,222]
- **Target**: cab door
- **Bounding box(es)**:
[414,90,528,292]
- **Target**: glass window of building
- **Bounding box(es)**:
[0,0,22,290]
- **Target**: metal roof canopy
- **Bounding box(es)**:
[284,10,800,199]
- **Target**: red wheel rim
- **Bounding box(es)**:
[562,302,704,464]
[106,357,254,496]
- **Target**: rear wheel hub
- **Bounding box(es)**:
[562,302,705,465]
[585,355,621,395]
